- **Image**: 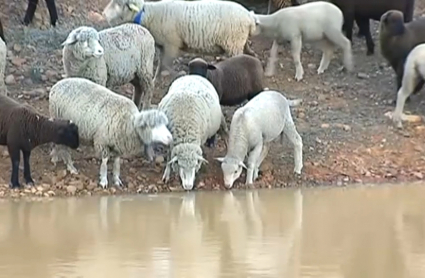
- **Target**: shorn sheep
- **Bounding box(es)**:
[24,0,58,26]
[101,0,257,81]
[158,75,228,190]
[215,90,303,188]
[379,10,425,102]
[392,44,425,128]
[62,24,155,110]
[187,55,265,106]
[250,1,353,81]
[0,94,79,188]
[49,78,173,188]
[328,0,415,55]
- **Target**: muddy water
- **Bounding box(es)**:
[0,184,425,278]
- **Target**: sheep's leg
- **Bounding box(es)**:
[290,37,304,81]
[45,0,58,26]
[112,156,124,187]
[246,144,263,185]
[206,136,216,148]
[139,75,154,110]
[253,143,270,181]
[8,146,21,188]
[325,28,353,72]
[162,46,179,78]
[282,120,303,174]
[162,163,172,183]
[22,150,35,186]
[317,39,334,75]
[342,12,354,42]
[243,41,257,57]
[265,40,279,77]
[219,113,229,149]
[23,0,38,25]
[356,18,374,55]
[50,144,60,166]
[61,146,78,174]
[267,0,272,14]
[98,151,110,189]
[144,144,155,162]
[153,45,163,84]
[393,67,418,128]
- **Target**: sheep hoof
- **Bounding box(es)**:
[113,177,124,188]
[9,182,20,189]
[294,167,302,175]
[366,49,374,56]
[25,179,35,186]
[99,178,108,189]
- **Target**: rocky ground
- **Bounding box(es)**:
[1,0,425,198]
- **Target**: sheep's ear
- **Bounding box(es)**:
[239,161,247,169]
[128,3,140,12]
[215,157,225,163]
[207,64,217,70]
[62,33,78,46]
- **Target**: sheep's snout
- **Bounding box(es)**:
[151,124,173,145]
[179,168,196,191]
[92,42,105,58]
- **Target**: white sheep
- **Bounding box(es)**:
[49,77,173,188]
[101,0,257,81]
[158,74,228,190]
[392,43,425,128]
[0,37,6,95]
[215,90,303,188]
[62,24,156,110]
[250,1,353,81]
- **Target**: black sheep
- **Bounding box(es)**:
[379,10,425,102]
[24,0,58,27]
[0,95,79,188]
[0,18,4,44]
[329,0,415,55]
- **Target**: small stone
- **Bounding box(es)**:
[321,123,330,128]
[87,181,97,191]
[155,155,164,164]
[161,70,170,77]
[357,73,369,79]
[13,44,22,52]
[11,57,26,67]
[298,112,305,119]
[343,125,351,131]
[66,185,77,195]
[413,172,424,179]
[5,75,15,85]
[36,186,44,191]
[47,190,55,196]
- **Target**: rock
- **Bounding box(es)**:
[36,186,44,192]
[321,123,330,129]
[5,75,15,85]
[11,57,26,67]
[155,155,164,165]
[413,172,424,179]
[47,190,55,196]
[66,185,77,195]
[13,44,22,52]
[357,73,369,79]
[87,181,97,191]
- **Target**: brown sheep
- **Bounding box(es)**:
[379,10,425,102]
[188,55,266,107]
[0,95,79,188]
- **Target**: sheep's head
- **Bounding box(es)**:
[249,11,261,36]
[167,143,208,190]
[102,0,145,25]
[62,27,104,60]
[188,58,216,77]
[134,109,173,146]
[215,156,246,189]
[50,119,80,149]
[380,10,405,37]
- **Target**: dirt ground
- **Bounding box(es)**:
[1,0,425,198]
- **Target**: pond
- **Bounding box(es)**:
[0,183,424,277]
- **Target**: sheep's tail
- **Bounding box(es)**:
[288,99,302,107]
[248,10,258,36]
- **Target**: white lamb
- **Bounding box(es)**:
[250,1,353,81]
[215,90,303,189]
[62,24,155,110]
[392,43,425,128]
[0,37,6,95]
[101,0,257,81]
[158,75,228,190]
[49,77,173,188]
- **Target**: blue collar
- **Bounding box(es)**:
[133,8,145,25]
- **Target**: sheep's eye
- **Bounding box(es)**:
[234,170,238,174]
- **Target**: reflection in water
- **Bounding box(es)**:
[0,184,424,277]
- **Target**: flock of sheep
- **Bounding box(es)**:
[0,0,424,191]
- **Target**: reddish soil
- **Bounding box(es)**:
[1,0,425,198]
